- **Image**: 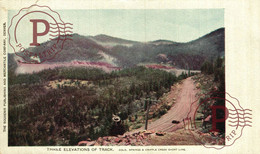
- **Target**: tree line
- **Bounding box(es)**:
[9,66,191,146]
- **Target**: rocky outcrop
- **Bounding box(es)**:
[78,130,166,146]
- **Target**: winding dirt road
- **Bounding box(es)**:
[84,77,204,146]
[146,77,199,132]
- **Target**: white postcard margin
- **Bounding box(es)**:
[0,0,260,154]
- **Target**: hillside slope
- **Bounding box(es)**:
[9,28,224,71]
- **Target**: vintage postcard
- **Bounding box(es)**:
[0,0,259,153]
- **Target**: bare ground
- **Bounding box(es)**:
[136,77,199,132]
[79,76,224,146]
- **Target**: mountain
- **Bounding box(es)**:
[9,28,224,72]
[102,28,224,69]
[90,34,138,45]
[149,39,180,45]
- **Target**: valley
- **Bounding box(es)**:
[8,28,225,146]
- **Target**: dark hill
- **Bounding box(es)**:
[9,28,225,70]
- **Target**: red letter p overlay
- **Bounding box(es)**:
[210,105,227,132]
[30,19,50,46]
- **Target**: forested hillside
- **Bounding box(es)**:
[10,28,224,71]
[8,66,192,145]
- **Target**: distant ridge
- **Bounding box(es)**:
[9,28,225,71]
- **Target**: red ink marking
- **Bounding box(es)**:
[30,19,50,46]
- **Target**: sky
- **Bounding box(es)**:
[59,9,224,42]
[8,9,224,51]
